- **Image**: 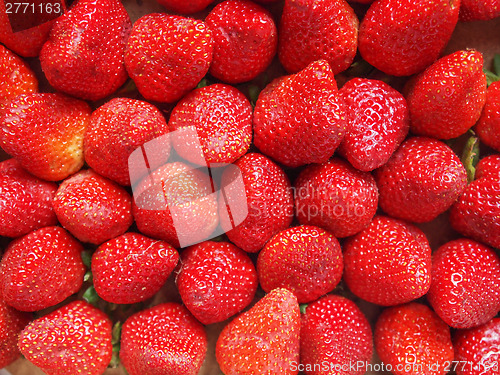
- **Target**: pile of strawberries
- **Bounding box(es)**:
[1,0,500,374]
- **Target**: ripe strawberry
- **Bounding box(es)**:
[0,226,85,312]
[300,295,373,375]
[338,78,409,171]
[428,238,500,329]
[475,81,500,152]
[294,157,378,238]
[374,136,467,223]
[460,0,500,21]
[0,93,90,181]
[278,0,358,75]
[406,50,487,139]
[253,60,346,167]
[176,240,258,324]
[156,0,215,14]
[216,288,300,375]
[40,0,131,101]
[168,84,252,165]
[120,303,207,375]
[219,153,294,253]
[358,0,459,76]
[257,225,343,303]
[343,215,432,306]
[19,300,112,375]
[0,298,31,368]
[205,0,277,84]
[375,303,454,375]
[53,169,133,245]
[125,14,213,103]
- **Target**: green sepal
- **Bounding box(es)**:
[109,321,123,368]
[196,78,208,89]
[81,250,92,268]
[494,53,500,76]
[461,131,480,183]
[83,270,92,283]
[299,304,308,314]
[485,69,500,87]
[248,84,260,108]
[82,285,99,306]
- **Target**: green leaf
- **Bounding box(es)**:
[109,322,123,368]
[461,132,480,183]
[299,304,308,314]
[83,270,92,283]
[248,84,260,108]
[82,285,99,306]
[485,69,500,86]
[81,250,92,268]
[196,78,208,89]
[494,54,500,76]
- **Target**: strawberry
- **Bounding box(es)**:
[216,288,300,375]
[253,60,346,167]
[375,303,454,375]
[156,0,215,14]
[406,50,487,139]
[40,0,131,101]
[125,13,213,103]
[0,93,90,181]
[428,238,500,329]
[338,78,409,171]
[0,298,31,368]
[460,0,500,21]
[257,225,343,303]
[168,84,252,165]
[278,0,358,75]
[475,81,500,152]
[92,232,179,304]
[0,226,85,312]
[219,153,294,253]
[120,302,207,375]
[358,0,459,76]
[294,157,379,238]
[343,215,432,306]
[205,0,277,84]
[300,295,373,375]
[0,159,57,238]
[53,169,133,245]
[176,240,258,324]
[374,136,468,223]
[18,300,112,375]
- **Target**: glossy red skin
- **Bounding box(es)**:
[339,78,409,171]
[40,0,131,101]
[406,50,487,139]
[460,0,500,20]
[156,0,214,13]
[257,225,343,303]
[254,60,346,168]
[176,241,257,324]
[0,226,85,312]
[219,153,294,253]
[120,303,207,375]
[294,157,378,238]
[300,295,373,375]
[0,93,90,181]
[375,136,467,223]
[0,298,32,368]
[19,301,112,375]
[279,0,358,75]
[168,84,252,165]
[358,0,459,76]
[125,14,213,103]
[475,81,500,152]
[205,0,277,84]
[428,239,500,329]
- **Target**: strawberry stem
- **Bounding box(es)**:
[461,131,480,183]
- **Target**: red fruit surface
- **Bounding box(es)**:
[120,303,207,375]
[253,60,346,168]
[460,0,500,21]
[0,298,31,368]
[475,81,500,152]
[156,0,214,14]
[176,241,258,324]
[257,225,343,303]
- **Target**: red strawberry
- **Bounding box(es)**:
[0,93,91,181]
[18,300,112,375]
[300,295,373,375]
[92,232,179,304]
[338,78,409,171]
[219,153,294,253]
[460,0,500,21]
[176,240,258,324]
[253,59,346,167]
[406,50,487,139]
[358,0,459,76]
[475,81,500,152]
[257,225,343,303]
[205,0,277,84]
[278,0,358,75]
[375,303,454,375]
[125,14,213,103]
[168,84,252,165]
[156,0,215,14]
[53,169,133,245]
[428,238,500,329]
[374,136,468,223]
[343,215,432,306]
[0,298,31,368]
[40,0,131,101]
[294,157,379,238]
[0,226,85,312]
[120,303,207,375]
[216,288,300,375]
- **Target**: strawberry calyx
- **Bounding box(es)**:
[109,321,123,368]
[461,130,480,183]
[484,54,500,86]
[299,304,308,314]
